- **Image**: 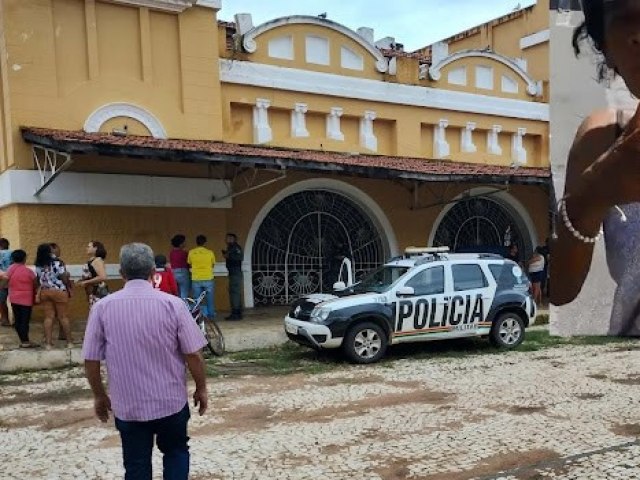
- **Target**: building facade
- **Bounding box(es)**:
[0,0,551,315]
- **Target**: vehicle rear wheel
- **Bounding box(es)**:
[489,312,525,349]
[343,322,387,364]
[204,318,225,356]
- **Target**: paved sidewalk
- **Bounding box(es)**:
[0,306,549,373]
[2,339,639,479]
[0,307,289,373]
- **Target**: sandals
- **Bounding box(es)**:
[19,342,40,349]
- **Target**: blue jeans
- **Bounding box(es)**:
[115,404,190,480]
[191,279,215,318]
[172,268,191,300]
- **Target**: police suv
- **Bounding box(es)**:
[284,247,536,364]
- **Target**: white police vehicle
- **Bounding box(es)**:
[284,247,536,364]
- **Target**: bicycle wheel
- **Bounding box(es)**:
[204,318,225,356]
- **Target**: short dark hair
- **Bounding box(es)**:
[0,238,9,250]
[35,243,53,268]
[572,0,611,81]
[155,254,167,268]
[91,241,107,260]
[196,235,207,246]
[50,242,59,250]
[11,249,26,264]
[171,234,186,248]
[226,233,237,241]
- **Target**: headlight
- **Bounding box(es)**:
[310,307,331,323]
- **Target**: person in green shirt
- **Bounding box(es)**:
[188,235,216,319]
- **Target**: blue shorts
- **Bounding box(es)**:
[529,271,544,284]
[0,288,7,304]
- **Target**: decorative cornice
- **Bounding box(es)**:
[103,0,220,13]
[428,49,541,97]
[242,15,388,73]
[195,0,221,9]
[220,59,550,122]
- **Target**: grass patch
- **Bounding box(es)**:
[205,342,342,377]
[204,332,639,378]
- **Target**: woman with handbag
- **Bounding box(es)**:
[77,241,108,308]
[35,243,73,349]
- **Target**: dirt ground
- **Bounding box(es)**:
[3,340,640,479]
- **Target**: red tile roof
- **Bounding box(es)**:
[21,127,550,184]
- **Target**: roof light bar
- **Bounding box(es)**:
[404,246,450,255]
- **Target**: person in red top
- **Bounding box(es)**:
[153,255,178,296]
[0,250,38,348]
[169,234,190,300]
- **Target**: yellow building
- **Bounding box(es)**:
[0,0,550,314]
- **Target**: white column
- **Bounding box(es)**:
[511,127,527,165]
[487,125,502,155]
[253,98,272,144]
[326,107,344,141]
[460,122,477,153]
[433,119,450,159]
[291,102,310,138]
[359,110,377,152]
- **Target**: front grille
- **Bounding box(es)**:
[288,300,315,320]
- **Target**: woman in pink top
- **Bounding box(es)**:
[169,234,190,300]
[0,250,37,348]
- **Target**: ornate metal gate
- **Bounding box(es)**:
[252,190,385,305]
[432,195,531,258]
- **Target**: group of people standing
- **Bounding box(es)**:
[0,232,244,348]
[0,239,112,349]
[166,233,244,321]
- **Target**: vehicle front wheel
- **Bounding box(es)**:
[343,322,388,364]
[489,312,525,349]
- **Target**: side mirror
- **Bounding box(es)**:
[396,286,415,297]
[333,281,347,291]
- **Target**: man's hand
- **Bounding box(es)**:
[193,388,208,416]
[184,351,208,415]
[94,394,111,423]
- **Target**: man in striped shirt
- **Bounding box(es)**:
[83,243,208,480]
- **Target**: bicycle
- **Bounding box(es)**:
[185,291,225,356]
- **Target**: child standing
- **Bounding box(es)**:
[153,255,178,296]
[0,250,37,348]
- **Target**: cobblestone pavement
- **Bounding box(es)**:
[3,342,640,479]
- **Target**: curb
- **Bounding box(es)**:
[0,327,289,374]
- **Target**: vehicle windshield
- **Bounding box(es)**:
[353,265,411,293]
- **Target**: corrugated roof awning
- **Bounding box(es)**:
[21,127,551,186]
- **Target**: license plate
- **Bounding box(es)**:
[285,322,298,335]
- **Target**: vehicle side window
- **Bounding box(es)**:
[488,264,503,282]
[405,266,445,295]
[452,264,487,291]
